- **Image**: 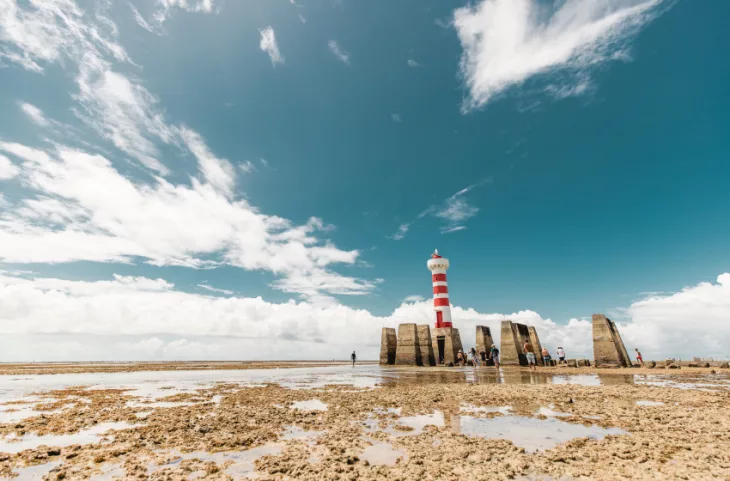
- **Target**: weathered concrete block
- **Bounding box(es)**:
[647,361,656,368]
[379,327,397,365]
[527,326,545,366]
[500,320,531,366]
[566,359,578,368]
[721,362,730,369]
[592,314,630,367]
[475,325,494,361]
[431,327,463,366]
[417,324,435,367]
[395,323,422,366]
[576,359,590,367]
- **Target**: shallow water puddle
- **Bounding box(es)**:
[281,425,325,443]
[458,415,626,453]
[89,463,127,480]
[636,400,665,406]
[0,421,139,454]
[367,407,624,452]
[461,404,513,415]
[360,441,407,466]
[0,460,62,480]
[152,444,284,478]
[290,399,328,411]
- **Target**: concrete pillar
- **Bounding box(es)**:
[431,327,463,366]
[379,327,397,365]
[592,314,630,367]
[395,323,422,366]
[527,326,544,366]
[417,324,435,366]
[500,320,523,366]
[475,325,494,360]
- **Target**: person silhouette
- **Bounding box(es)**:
[351,351,357,367]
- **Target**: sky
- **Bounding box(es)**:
[0,0,728,362]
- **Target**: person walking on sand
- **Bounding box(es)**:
[489,344,500,370]
[469,347,480,369]
[635,348,644,366]
[556,346,566,365]
[541,347,552,366]
[351,351,357,367]
[523,340,537,371]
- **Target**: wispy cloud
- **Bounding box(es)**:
[328,40,350,65]
[239,160,255,173]
[0,0,375,304]
[391,223,409,241]
[298,14,307,24]
[391,113,402,122]
[403,295,425,303]
[19,102,50,127]
[259,26,284,66]
[198,283,234,295]
[453,0,666,111]
[391,178,491,240]
[0,155,20,180]
[407,59,420,68]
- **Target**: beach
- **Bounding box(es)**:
[0,362,728,480]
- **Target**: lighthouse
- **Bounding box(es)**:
[427,249,452,328]
[379,249,464,366]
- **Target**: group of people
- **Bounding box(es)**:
[455,342,570,370]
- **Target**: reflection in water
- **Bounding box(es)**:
[457,415,626,453]
[379,368,635,387]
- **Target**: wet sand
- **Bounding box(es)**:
[1,364,728,480]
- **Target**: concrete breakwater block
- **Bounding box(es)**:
[395,323,422,366]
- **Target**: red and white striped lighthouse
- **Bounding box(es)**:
[427,249,452,328]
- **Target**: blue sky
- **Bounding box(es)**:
[0,0,728,361]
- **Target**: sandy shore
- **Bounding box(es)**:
[0,364,728,480]
[0,361,376,376]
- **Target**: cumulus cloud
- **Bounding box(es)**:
[1,271,725,361]
[328,40,350,65]
[259,27,284,66]
[453,0,665,111]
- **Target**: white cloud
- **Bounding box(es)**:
[259,27,284,66]
[198,283,234,295]
[391,223,409,241]
[0,141,371,302]
[1,271,725,361]
[453,0,665,111]
[621,273,730,360]
[391,113,402,122]
[298,14,306,24]
[407,59,420,68]
[19,102,50,127]
[129,3,157,34]
[0,155,20,180]
[239,160,255,173]
[403,295,425,303]
[392,179,490,239]
[328,40,350,65]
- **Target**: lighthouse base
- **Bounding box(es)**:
[430,327,464,366]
